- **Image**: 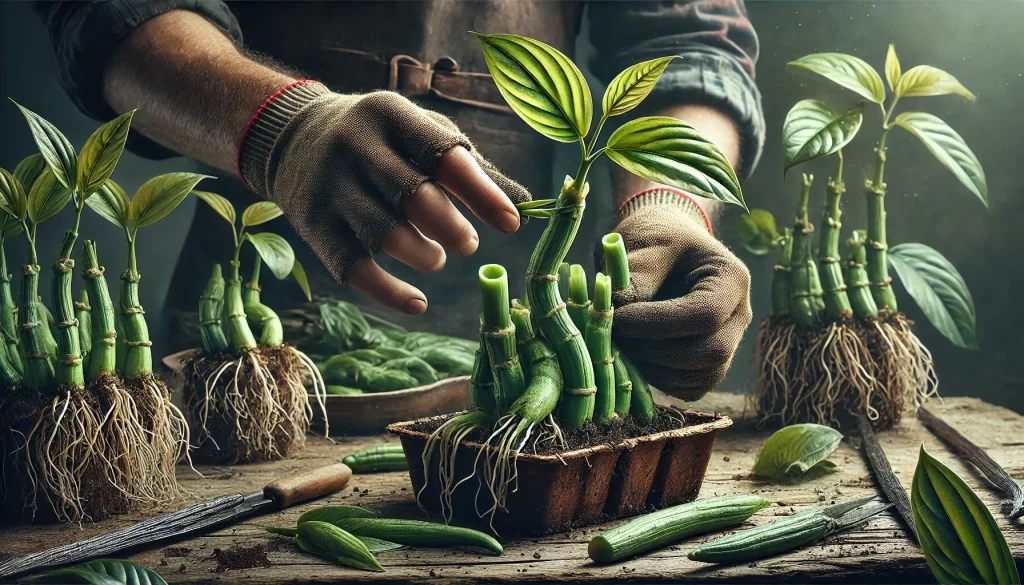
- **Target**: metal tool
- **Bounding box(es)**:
[0,462,352,580]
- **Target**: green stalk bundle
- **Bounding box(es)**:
[770,229,793,316]
[0,236,22,377]
[480,265,525,413]
[199,265,229,354]
[846,233,879,319]
[75,290,91,373]
[788,174,824,328]
[566,264,591,333]
[586,273,615,423]
[818,154,853,320]
[865,129,898,314]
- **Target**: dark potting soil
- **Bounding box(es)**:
[213,543,272,572]
[163,546,192,557]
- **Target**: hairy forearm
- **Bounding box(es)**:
[610,104,742,224]
[102,10,294,173]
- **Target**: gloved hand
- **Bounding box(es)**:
[238,81,530,313]
[596,188,752,401]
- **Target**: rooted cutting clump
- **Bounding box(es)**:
[416,34,745,531]
[748,45,982,430]
[182,193,325,464]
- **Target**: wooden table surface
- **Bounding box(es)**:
[2,392,1022,584]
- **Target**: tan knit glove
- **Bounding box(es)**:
[238,81,531,287]
[597,188,753,401]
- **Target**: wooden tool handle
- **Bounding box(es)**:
[263,463,352,508]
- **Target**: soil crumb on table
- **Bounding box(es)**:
[213,543,272,572]
[163,546,191,557]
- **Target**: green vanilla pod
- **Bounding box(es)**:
[332,518,503,555]
[343,444,408,472]
[295,521,384,572]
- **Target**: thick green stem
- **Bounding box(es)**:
[770,229,793,316]
[480,264,525,413]
[243,255,262,306]
[53,225,85,387]
[846,232,879,319]
[120,239,154,378]
[82,241,118,380]
[470,316,496,416]
[866,129,898,313]
[789,175,824,328]
[0,239,22,375]
[818,154,852,320]
[199,264,229,354]
[525,178,595,430]
[244,302,284,346]
[586,273,615,423]
[567,264,590,333]
[19,263,54,388]
[612,350,632,415]
[602,233,630,291]
[557,262,571,304]
[38,298,58,363]
[619,350,655,422]
[76,290,92,374]
[224,260,257,351]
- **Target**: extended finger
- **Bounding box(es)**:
[435,146,521,234]
[348,257,428,315]
[380,221,446,273]
[405,180,479,256]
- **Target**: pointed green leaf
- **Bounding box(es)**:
[0,168,27,219]
[602,56,676,118]
[292,258,312,301]
[194,190,236,225]
[783,99,863,171]
[77,110,135,198]
[752,423,843,481]
[246,232,295,280]
[28,568,122,585]
[32,559,167,585]
[894,112,987,207]
[472,32,592,142]
[86,180,130,229]
[2,213,24,239]
[28,168,73,224]
[787,53,885,104]
[605,116,744,208]
[129,172,210,229]
[912,447,1019,585]
[241,200,283,227]
[885,44,901,91]
[888,243,977,349]
[895,65,975,101]
[12,100,78,190]
[358,536,406,553]
[515,198,556,211]
[734,208,778,256]
[13,153,47,196]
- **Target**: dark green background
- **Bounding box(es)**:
[1,1,1020,413]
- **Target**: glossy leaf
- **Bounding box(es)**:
[77,110,134,198]
[895,65,975,101]
[28,168,73,224]
[129,172,209,229]
[752,423,843,481]
[29,568,121,585]
[246,232,295,280]
[33,559,166,585]
[2,213,24,239]
[783,99,863,171]
[241,200,283,227]
[472,32,592,142]
[734,208,779,256]
[0,168,27,219]
[292,258,312,301]
[912,447,1019,585]
[788,53,885,104]
[12,100,78,190]
[893,112,987,207]
[87,180,131,229]
[885,44,901,91]
[605,116,744,208]
[602,56,676,118]
[13,153,47,196]
[194,190,236,225]
[888,243,977,349]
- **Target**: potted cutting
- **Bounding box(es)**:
[389,33,739,535]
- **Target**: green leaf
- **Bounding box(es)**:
[28,568,122,585]
[77,110,135,197]
[194,190,236,225]
[12,100,78,190]
[895,65,975,101]
[885,44,901,91]
[129,172,209,229]
[13,153,47,196]
[893,112,987,207]
[752,423,843,481]
[605,116,744,208]
[297,505,378,525]
[86,180,130,229]
[912,447,1019,585]
[2,213,24,239]
[733,208,778,256]
[296,521,384,572]
[28,168,73,224]
[515,198,556,211]
[32,559,166,585]
[241,200,283,227]
[358,536,406,553]
[292,258,312,301]
[602,56,676,118]
[471,32,592,142]
[0,168,28,219]
[782,100,862,172]
[246,232,295,280]
[787,53,885,104]
[888,243,977,349]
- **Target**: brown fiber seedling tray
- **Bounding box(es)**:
[388,410,731,535]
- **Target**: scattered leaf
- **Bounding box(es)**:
[602,56,676,118]
[752,424,843,481]
[893,112,987,207]
[888,243,977,349]
[788,52,885,104]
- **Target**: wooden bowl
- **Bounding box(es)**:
[160,350,471,436]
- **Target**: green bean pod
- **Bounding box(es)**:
[380,356,438,385]
[479,264,525,413]
[589,495,772,563]
[770,229,793,316]
[414,346,475,375]
[345,349,386,365]
[586,273,615,423]
[567,264,591,333]
[343,444,408,472]
[198,264,229,354]
[332,518,503,555]
[295,521,384,572]
[846,231,879,319]
[612,350,632,415]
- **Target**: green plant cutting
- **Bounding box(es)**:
[746,44,983,429]
[0,102,196,522]
[181,192,326,463]
[415,33,744,530]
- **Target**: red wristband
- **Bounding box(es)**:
[617,187,714,236]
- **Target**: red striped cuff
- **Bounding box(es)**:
[616,187,714,235]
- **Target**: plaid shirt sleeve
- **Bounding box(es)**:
[588,0,764,179]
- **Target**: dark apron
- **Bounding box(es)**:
[164,0,595,350]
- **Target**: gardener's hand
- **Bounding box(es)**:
[238,83,530,314]
[597,188,752,401]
